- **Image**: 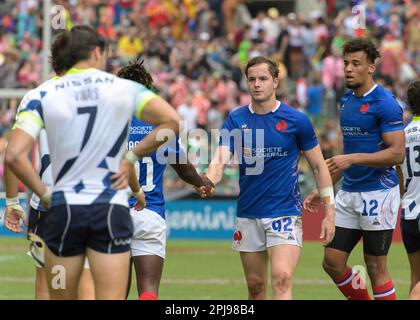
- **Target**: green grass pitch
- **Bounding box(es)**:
[0,237,411,299]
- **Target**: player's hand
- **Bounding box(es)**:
[132,189,146,211]
[195,174,215,198]
[326,155,353,176]
[4,206,27,233]
[41,198,50,210]
[40,187,52,209]
[112,159,131,189]
[320,206,335,246]
[303,190,321,213]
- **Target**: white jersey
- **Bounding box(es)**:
[16,78,59,212]
[17,68,156,208]
[401,117,420,220]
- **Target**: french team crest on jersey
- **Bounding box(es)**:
[373,217,380,226]
[233,230,243,243]
[287,233,295,241]
[241,123,248,130]
[360,103,370,114]
[276,120,287,132]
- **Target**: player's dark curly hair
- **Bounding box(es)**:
[342,38,381,63]
[407,79,420,116]
[117,59,154,89]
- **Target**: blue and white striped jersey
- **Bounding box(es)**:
[16,77,59,212]
[16,68,156,208]
[401,117,420,220]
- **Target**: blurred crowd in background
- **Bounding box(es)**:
[0,0,419,195]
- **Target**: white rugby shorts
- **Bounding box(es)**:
[130,208,167,259]
[335,185,400,231]
[232,216,303,252]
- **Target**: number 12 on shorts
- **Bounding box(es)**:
[362,199,378,216]
[272,217,293,232]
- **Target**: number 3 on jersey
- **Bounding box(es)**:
[134,157,156,192]
[406,146,420,177]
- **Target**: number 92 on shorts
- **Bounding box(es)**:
[232,216,303,251]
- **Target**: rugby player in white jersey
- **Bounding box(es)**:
[5,25,180,300]
[3,31,95,300]
[398,79,420,300]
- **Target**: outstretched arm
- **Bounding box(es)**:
[171,162,204,187]
[171,162,214,197]
[205,145,232,186]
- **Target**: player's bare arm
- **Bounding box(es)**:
[3,162,27,233]
[326,130,405,176]
[303,168,342,214]
[111,159,145,204]
[5,128,50,207]
[3,133,31,232]
[303,145,335,246]
[119,97,181,189]
[396,165,405,197]
[129,96,181,158]
[128,164,146,211]
[171,162,214,198]
[205,145,233,186]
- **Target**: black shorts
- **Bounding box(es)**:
[27,207,48,267]
[327,226,393,256]
[401,218,420,254]
[44,204,133,257]
[27,207,46,238]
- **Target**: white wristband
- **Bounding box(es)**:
[6,197,24,217]
[320,187,335,205]
[6,197,19,207]
[124,150,139,164]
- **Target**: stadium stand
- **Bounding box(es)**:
[0,0,419,197]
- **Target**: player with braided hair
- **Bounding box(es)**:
[118,59,154,90]
[117,60,214,300]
